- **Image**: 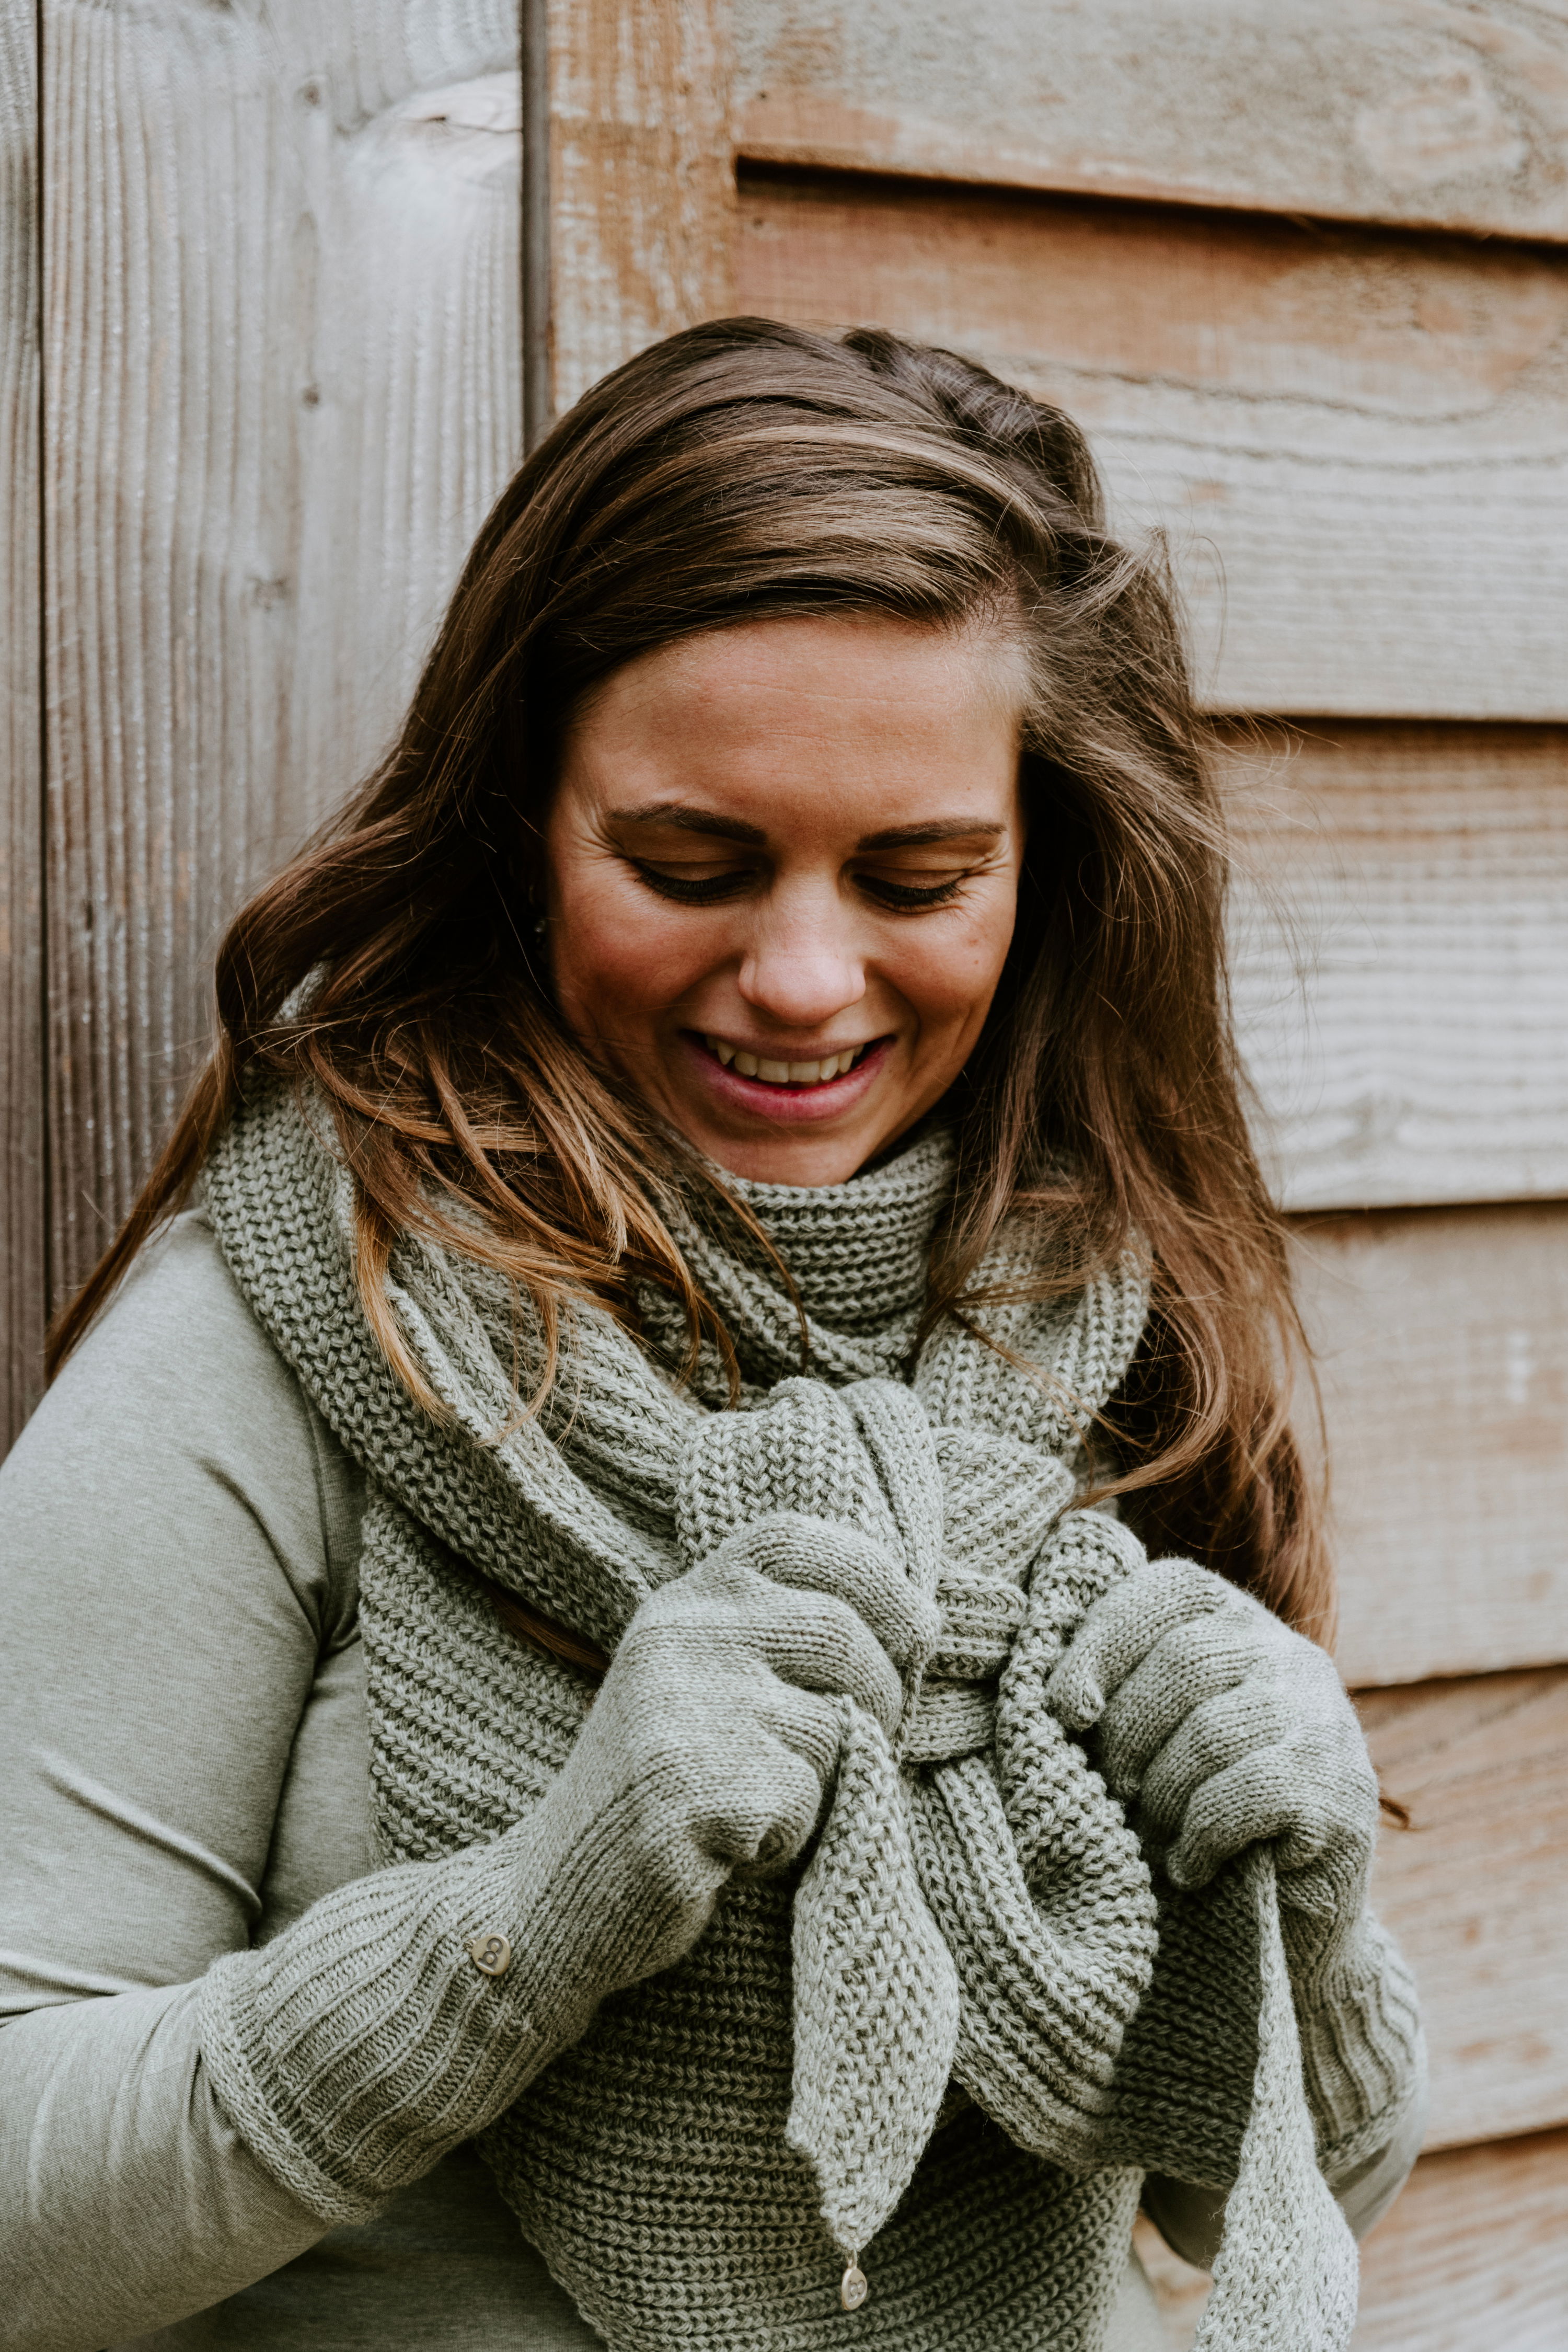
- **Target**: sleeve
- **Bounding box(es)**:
[1137,1902,1429,2270]
[0,1210,368,2349]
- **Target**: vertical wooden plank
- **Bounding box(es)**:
[0,0,43,1450]
[522,0,551,449]
[42,1,523,1307]
[547,0,736,416]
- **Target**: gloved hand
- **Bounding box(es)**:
[1042,1557,1421,2184]
[199,1507,923,2224]
[524,1509,935,2013]
[1042,1558,1378,1922]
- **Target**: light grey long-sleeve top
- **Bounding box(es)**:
[0,1208,1420,2351]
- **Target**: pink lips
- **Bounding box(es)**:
[681,1032,892,1125]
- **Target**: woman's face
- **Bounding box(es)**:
[544,615,1028,1185]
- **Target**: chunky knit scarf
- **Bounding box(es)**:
[205,1081,1395,2352]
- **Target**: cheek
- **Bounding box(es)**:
[896,893,1018,1034]
[549,869,721,1027]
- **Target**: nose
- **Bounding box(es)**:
[736,891,867,1031]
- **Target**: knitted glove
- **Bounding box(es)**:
[1043,1558,1377,1904]
[201,1525,905,2224]
[1044,1558,1421,2175]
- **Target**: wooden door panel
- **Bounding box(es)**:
[1,0,42,1450]
[735,169,1568,721]
[735,0,1568,245]
[42,0,523,1303]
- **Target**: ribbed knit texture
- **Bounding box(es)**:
[199,1082,1421,2352]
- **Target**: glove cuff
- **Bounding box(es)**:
[1286,1902,1424,2178]
[198,1806,616,2222]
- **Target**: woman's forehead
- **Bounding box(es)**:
[556,615,1027,835]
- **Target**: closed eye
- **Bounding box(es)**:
[631,859,755,904]
[856,873,968,910]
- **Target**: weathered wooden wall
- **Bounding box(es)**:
[1,0,524,1434]
[735,168,1568,722]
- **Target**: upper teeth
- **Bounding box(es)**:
[706,1037,862,1084]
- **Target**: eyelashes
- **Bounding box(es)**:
[860,876,966,910]
[630,865,748,905]
[630,862,969,912]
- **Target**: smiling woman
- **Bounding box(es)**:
[2,321,1423,2352]
[546,616,1027,1179]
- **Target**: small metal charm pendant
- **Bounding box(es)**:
[839,2256,868,2312]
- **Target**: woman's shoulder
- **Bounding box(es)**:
[4,1201,366,1642]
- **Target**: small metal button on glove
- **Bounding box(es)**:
[467,1931,513,1978]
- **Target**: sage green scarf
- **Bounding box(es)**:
[206,1080,1369,2351]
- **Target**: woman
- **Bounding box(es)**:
[0,322,1423,2352]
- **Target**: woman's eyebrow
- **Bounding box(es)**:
[605,807,1006,851]
[607,802,767,844]
[856,820,1007,850]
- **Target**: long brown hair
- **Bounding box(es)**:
[51,318,1331,1639]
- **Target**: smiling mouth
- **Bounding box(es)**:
[699,1034,876,1088]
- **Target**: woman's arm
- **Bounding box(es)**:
[0,1209,367,2349]
[1,1214,909,2343]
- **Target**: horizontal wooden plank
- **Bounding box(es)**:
[734,170,1568,719]
[735,0,1568,244]
[1225,723,1568,1211]
[43,0,523,1303]
[1352,2128,1568,2351]
[1134,2129,1568,2349]
[1,0,43,1453]
[1297,1201,1568,1688]
[1357,1669,1568,2151]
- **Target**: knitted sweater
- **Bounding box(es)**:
[194,1083,1421,2352]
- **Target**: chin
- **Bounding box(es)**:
[701,1130,877,1186]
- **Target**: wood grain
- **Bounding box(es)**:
[735,0,1568,245]
[1353,2128,1568,2350]
[734,169,1568,720]
[1358,1669,1568,2150]
[1136,2130,1568,2350]
[546,0,735,417]
[1298,1201,1568,1689]
[1223,723,1568,1212]
[1,0,43,1454]
[41,0,523,1307]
